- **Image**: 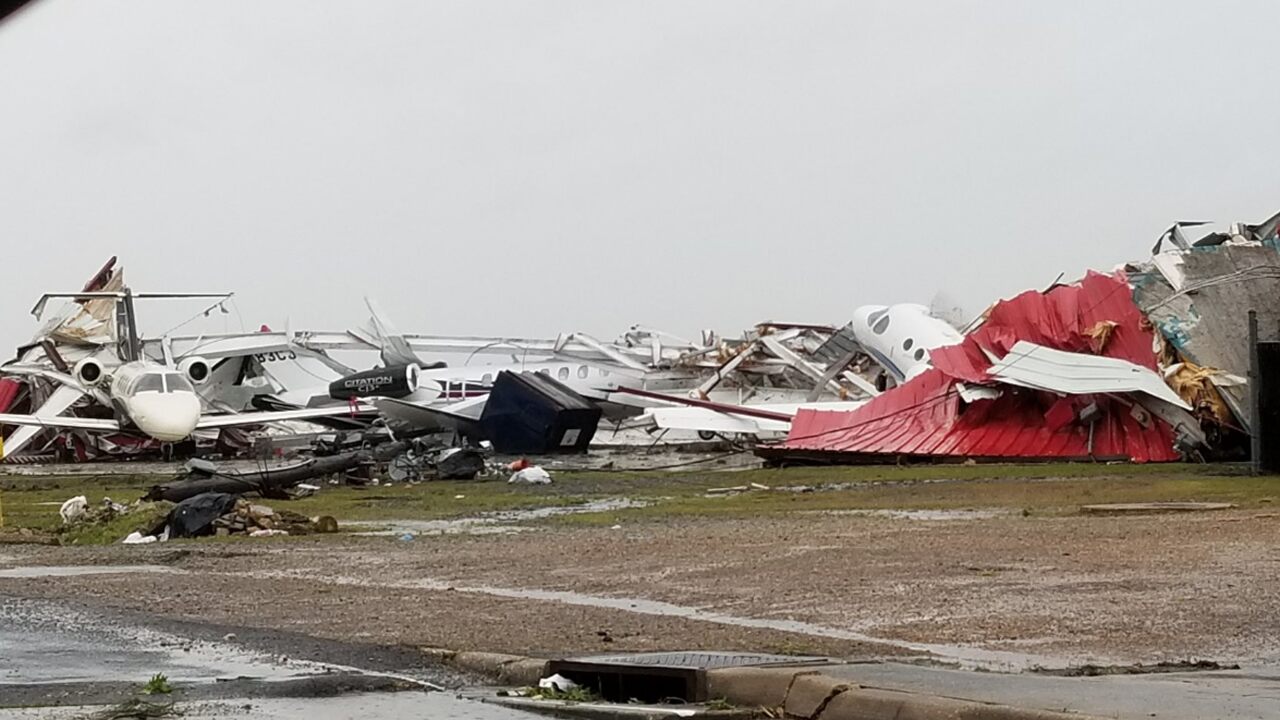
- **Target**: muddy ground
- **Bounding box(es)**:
[2,464,1278,670]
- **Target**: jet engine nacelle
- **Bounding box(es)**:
[178,357,212,385]
[73,358,107,387]
[328,364,420,400]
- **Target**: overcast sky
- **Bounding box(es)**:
[2,1,1278,354]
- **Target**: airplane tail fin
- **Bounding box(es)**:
[363,297,435,368]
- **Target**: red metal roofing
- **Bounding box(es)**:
[0,379,20,414]
[932,271,1155,383]
[770,272,1180,463]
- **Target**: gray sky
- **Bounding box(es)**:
[2,1,1278,354]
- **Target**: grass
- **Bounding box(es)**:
[59,502,173,546]
[141,673,173,695]
[0,461,1273,543]
[547,463,1277,526]
[0,474,162,531]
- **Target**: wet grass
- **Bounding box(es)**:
[0,474,161,532]
[547,464,1277,526]
[0,462,1272,540]
[0,473,585,535]
[58,503,174,546]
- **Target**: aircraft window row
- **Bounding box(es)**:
[481,365,602,381]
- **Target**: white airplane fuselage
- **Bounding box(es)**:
[851,304,964,382]
[108,362,202,442]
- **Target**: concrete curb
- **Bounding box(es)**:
[429,648,550,687]
[425,648,1105,720]
[704,666,1107,720]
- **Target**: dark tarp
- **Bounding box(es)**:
[166,492,240,538]
[478,371,601,454]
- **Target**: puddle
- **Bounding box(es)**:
[0,565,183,578]
[235,569,1070,672]
[809,509,1010,521]
[350,498,649,536]
[0,597,515,718]
[0,600,327,685]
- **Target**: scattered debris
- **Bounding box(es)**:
[88,698,178,720]
[59,495,88,524]
[706,482,771,496]
[4,207,1280,469]
[435,447,486,480]
[509,466,552,485]
[538,673,581,693]
[160,492,337,539]
[1033,659,1240,677]
[144,447,409,503]
[764,272,1203,465]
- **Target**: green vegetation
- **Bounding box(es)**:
[0,461,1271,544]
[553,465,1275,525]
[0,474,159,531]
[141,673,173,695]
[58,502,173,546]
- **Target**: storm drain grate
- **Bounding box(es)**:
[546,651,828,703]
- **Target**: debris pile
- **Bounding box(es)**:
[129,492,338,542]
[208,497,338,538]
[762,272,1200,464]
[56,494,173,543]
[3,206,1280,468]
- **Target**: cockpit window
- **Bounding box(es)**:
[166,374,194,393]
[868,308,891,335]
[134,374,165,393]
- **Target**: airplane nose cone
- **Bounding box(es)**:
[130,393,201,442]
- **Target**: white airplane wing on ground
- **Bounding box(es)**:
[193,404,377,430]
[374,396,486,433]
[644,401,866,436]
[0,384,97,457]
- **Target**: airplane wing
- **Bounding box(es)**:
[645,406,794,435]
[0,409,120,432]
[0,385,105,458]
[374,396,486,433]
[194,404,376,430]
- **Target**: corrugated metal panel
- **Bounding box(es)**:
[810,323,860,366]
[0,379,20,413]
[989,341,1189,409]
[1132,243,1280,431]
[768,272,1180,463]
